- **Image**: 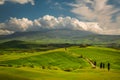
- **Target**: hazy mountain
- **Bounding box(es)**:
[0,29,120,44]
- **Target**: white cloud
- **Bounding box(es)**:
[67,0,120,35]
[0,29,14,35]
[0,0,5,5]
[0,17,33,32]
[0,15,103,35]
[0,0,35,5]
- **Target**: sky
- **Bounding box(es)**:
[0,0,120,35]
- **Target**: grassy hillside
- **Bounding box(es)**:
[0,46,120,80]
[0,29,120,44]
[0,46,120,70]
[0,50,90,70]
[0,40,76,55]
[68,46,120,69]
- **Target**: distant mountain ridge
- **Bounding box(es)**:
[0,29,120,44]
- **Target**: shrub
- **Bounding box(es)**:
[64,68,73,72]
[22,64,26,67]
[42,66,46,69]
[8,64,13,67]
[29,65,34,68]
[0,64,7,67]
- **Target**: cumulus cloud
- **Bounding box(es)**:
[67,0,120,35]
[0,0,35,5]
[0,17,34,35]
[0,0,5,5]
[2,17,33,32]
[0,15,103,35]
[34,15,103,33]
[0,29,14,35]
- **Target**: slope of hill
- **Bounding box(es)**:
[0,46,120,80]
[0,40,79,55]
[0,29,120,44]
[0,51,90,70]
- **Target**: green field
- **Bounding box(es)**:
[68,46,120,69]
[0,46,120,80]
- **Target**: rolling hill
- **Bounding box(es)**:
[0,46,120,80]
[0,29,120,44]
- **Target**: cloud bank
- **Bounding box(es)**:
[0,15,103,35]
[67,0,120,35]
[0,0,35,5]
[0,29,14,35]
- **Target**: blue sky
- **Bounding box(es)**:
[0,0,74,21]
[0,0,120,35]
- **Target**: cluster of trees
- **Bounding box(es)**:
[92,61,111,71]
[100,62,110,71]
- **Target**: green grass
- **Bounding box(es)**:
[0,46,120,80]
[68,46,120,69]
[0,67,120,80]
[0,50,90,70]
[0,49,61,61]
